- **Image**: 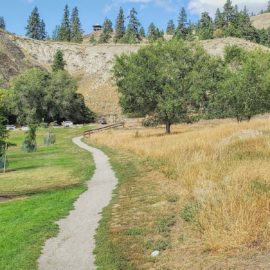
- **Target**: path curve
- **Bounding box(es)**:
[38,136,118,270]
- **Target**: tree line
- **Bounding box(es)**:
[114,40,270,133]
[0,50,95,126]
[2,0,270,46]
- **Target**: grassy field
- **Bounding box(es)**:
[87,118,270,269]
[0,127,95,270]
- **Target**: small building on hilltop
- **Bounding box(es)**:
[93,24,102,32]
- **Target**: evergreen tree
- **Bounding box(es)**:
[223,0,236,25]
[198,12,214,40]
[99,18,113,43]
[166,20,175,35]
[175,7,188,39]
[71,7,83,43]
[59,5,71,42]
[52,50,66,72]
[139,26,146,38]
[114,7,125,42]
[122,8,141,43]
[148,23,158,41]
[39,19,47,40]
[0,17,6,30]
[26,7,46,40]
[52,25,60,41]
[267,1,270,13]
[214,8,224,29]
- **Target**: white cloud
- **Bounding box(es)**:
[188,0,267,16]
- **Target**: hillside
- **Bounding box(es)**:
[0,30,269,116]
[251,13,270,29]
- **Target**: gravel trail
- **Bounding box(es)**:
[38,136,118,270]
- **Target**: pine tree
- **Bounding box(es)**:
[114,7,125,42]
[175,7,187,39]
[39,19,47,40]
[148,23,157,41]
[166,20,175,35]
[267,1,270,13]
[59,5,71,42]
[71,7,83,43]
[99,18,113,43]
[198,12,214,40]
[52,50,66,72]
[139,26,146,38]
[0,17,6,30]
[52,25,60,41]
[223,0,236,25]
[123,8,141,43]
[26,7,46,40]
[214,8,224,29]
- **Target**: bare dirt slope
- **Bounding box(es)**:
[251,13,270,29]
[0,30,268,115]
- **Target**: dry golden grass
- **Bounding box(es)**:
[88,118,270,268]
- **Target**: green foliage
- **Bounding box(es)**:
[22,124,37,153]
[122,8,141,44]
[209,48,270,121]
[180,201,199,223]
[147,23,163,42]
[156,215,176,235]
[52,49,66,72]
[25,7,46,40]
[139,26,146,38]
[11,67,95,125]
[198,12,214,40]
[224,44,246,64]
[166,20,175,35]
[44,129,56,146]
[99,18,113,43]
[0,16,6,30]
[174,7,188,39]
[125,227,145,236]
[114,7,125,42]
[70,7,83,43]
[59,5,71,42]
[114,40,223,133]
[0,115,8,170]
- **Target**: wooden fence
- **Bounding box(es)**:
[84,122,125,137]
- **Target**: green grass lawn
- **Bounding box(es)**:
[0,126,95,270]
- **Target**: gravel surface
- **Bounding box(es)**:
[38,136,118,270]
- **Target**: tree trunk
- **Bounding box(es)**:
[165,121,171,134]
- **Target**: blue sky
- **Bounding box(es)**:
[1,0,268,36]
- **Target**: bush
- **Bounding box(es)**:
[22,125,37,152]
[213,29,224,38]
[44,129,56,146]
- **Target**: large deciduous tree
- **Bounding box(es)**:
[114,40,222,133]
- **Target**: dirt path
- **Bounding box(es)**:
[38,136,118,270]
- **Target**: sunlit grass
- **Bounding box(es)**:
[88,118,270,253]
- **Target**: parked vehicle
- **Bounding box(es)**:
[21,126,30,132]
[62,121,74,128]
[98,117,107,125]
[6,125,16,131]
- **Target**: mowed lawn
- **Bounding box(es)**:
[0,127,95,270]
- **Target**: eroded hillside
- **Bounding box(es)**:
[251,13,270,29]
[0,30,268,116]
